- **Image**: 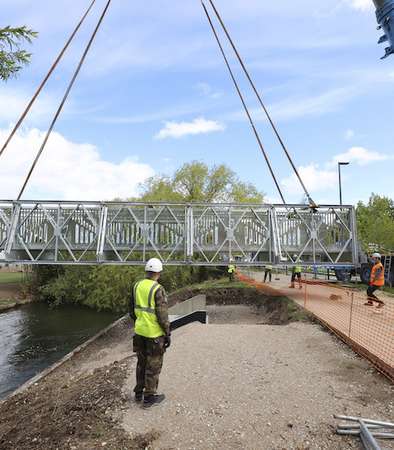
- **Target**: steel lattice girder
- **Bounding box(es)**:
[0,201,358,267]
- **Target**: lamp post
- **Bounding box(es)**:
[338,162,350,205]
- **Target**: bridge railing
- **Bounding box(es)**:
[0,200,357,266]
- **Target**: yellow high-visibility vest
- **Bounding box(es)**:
[134,279,164,338]
[228,265,236,273]
[294,265,302,274]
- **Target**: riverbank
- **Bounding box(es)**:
[0,271,31,312]
[0,297,33,312]
[0,285,393,449]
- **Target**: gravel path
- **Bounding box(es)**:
[245,272,394,372]
[122,321,394,450]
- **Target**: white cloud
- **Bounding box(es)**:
[282,145,391,199]
[345,129,355,140]
[332,146,393,166]
[154,117,225,140]
[344,0,373,11]
[282,164,337,196]
[195,82,223,100]
[0,128,154,200]
[0,88,55,125]
[0,87,95,127]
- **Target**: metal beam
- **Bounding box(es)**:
[0,200,357,267]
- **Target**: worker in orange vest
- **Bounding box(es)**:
[365,253,385,309]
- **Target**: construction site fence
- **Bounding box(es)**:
[238,270,394,383]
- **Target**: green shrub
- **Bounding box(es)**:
[33,264,220,313]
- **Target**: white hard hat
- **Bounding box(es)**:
[372,252,381,259]
[145,258,163,273]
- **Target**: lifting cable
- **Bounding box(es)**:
[0,0,98,159]
[203,0,317,208]
[17,0,113,200]
[201,1,286,204]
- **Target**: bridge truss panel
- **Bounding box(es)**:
[0,201,357,267]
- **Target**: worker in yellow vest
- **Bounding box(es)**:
[289,255,303,289]
[365,253,385,309]
[228,262,236,282]
[129,258,171,407]
[264,264,273,283]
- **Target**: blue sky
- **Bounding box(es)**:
[0,0,393,203]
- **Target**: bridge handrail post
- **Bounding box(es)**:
[270,206,282,264]
[350,206,359,266]
[96,204,108,261]
[186,205,194,260]
[5,202,21,257]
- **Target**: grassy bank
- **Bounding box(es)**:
[0,298,32,313]
[0,272,24,284]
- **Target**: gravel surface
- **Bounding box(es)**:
[207,304,273,324]
[122,320,394,450]
[1,297,393,450]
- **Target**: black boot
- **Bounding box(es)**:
[143,394,166,408]
[135,392,143,402]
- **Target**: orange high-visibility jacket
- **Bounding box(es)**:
[370,262,385,287]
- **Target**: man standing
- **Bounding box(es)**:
[365,253,385,309]
[289,256,302,289]
[228,262,236,282]
[264,264,273,283]
[130,258,171,407]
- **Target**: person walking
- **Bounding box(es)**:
[289,256,303,289]
[129,258,171,408]
[264,264,273,283]
[365,253,385,309]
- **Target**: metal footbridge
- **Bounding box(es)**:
[0,201,358,267]
[0,1,375,269]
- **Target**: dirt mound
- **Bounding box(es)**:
[170,287,307,325]
[0,358,159,450]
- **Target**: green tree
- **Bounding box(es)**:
[0,26,38,81]
[139,176,184,202]
[85,266,141,312]
[140,161,264,203]
[356,194,394,252]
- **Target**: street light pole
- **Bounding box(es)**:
[338,162,350,205]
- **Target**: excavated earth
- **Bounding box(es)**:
[0,287,393,450]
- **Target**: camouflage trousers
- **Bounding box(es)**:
[133,334,165,396]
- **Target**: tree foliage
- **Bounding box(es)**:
[356,194,394,252]
[37,265,216,313]
[139,161,264,203]
[0,26,38,81]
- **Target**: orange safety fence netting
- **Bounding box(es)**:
[237,270,394,382]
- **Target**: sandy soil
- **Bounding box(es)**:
[0,295,393,450]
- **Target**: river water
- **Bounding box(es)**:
[0,303,119,400]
